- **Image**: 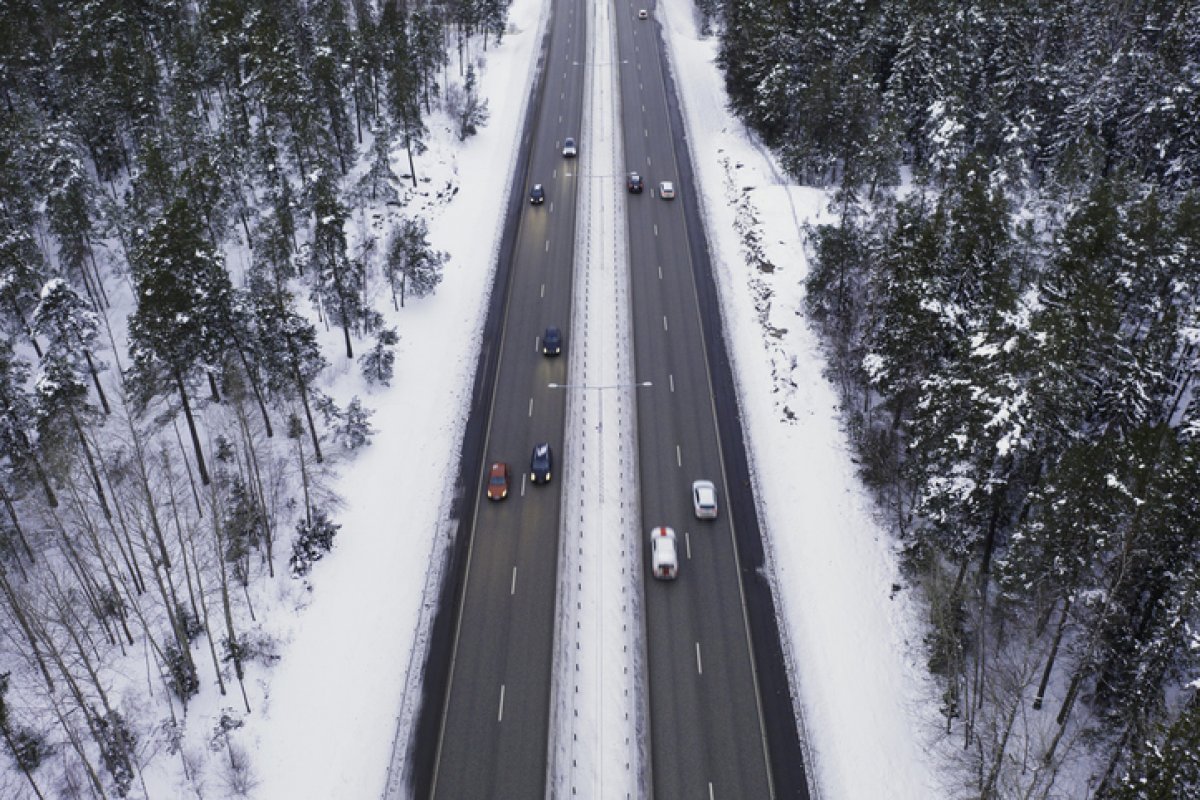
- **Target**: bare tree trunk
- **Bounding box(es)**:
[0,481,36,567]
[176,373,211,486]
[63,485,135,647]
[1033,596,1071,711]
[47,695,107,799]
[189,529,227,698]
[235,401,275,578]
[83,350,111,415]
[162,449,201,622]
[70,413,111,520]
[172,418,204,518]
[208,497,252,713]
[0,566,56,691]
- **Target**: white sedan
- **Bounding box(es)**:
[692,480,718,519]
[659,180,676,199]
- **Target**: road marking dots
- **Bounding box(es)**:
[685,531,692,559]
[511,567,518,595]
[676,444,682,466]
[663,315,668,331]
[498,684,506,721]
[669,374,675,392]
[529,397,534,417]
[695,643,703,675]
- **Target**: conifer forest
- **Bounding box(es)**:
[0,0,1197,796]
[0,0,491,796]
[712,0,1199,796]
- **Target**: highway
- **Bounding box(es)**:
[421,0,586,795]
[413,0,808,795]
[614,1,778,797]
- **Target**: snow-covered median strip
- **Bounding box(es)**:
[548,0,644,795]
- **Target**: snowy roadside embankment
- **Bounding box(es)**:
[240,0,550,797]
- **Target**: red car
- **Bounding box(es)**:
[487,462,510,500]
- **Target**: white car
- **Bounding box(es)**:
[692,480,718,519]
[650,526,678,580]
[638,8,648,19]
[659,180,676,199]
[562,137,578,158]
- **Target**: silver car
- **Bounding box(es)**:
[692,480,718,519]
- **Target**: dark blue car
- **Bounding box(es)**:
[542,326,562,356]
[530,442,553,484]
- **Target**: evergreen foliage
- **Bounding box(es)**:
[724,0,1200,791]
[288,508,341,578]
[0,0,503,789]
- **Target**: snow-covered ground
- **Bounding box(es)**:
[178,0,957,796]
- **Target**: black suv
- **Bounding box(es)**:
[529,184,545,204]
[530,442,553,484]
[542,326,562,356]
[627,172,644,193]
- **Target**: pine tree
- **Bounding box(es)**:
[385,216,446,309]
[306,169,373,359]
[360,327,398,386]
[128,198,239,486]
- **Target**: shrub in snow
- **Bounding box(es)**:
[164,642,199,702]
[289,509,341,577]
[334,397,374,451]
[95,710,136,797]
[360,327,399,386]
[1,673,47,772]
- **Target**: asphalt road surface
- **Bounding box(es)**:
[420,0,587,795]
[414,0,809,794]
[616,1,809,797]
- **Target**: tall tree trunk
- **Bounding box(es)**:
[0,482,36,566]
[70,413,111,520]
[209,497,252,713]
[231,338,273,438]
[0,567,56,691]
[162,450,201,623]
[1034,597,1071,710]
[83,350,111,414]
[176,373,211,486]
[188,530,227,699]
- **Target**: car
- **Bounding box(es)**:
[530,442,553,484]
[692,480,718,519]
[638,9,648,19]
[659,181,676,199]
[487,462,510,500]
[529,184,545,204]
[627,172,644,193]
[562,137,578,158]
[542,326,562,356]
[650,526,678,580]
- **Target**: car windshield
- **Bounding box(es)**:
[490,474,505,484]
